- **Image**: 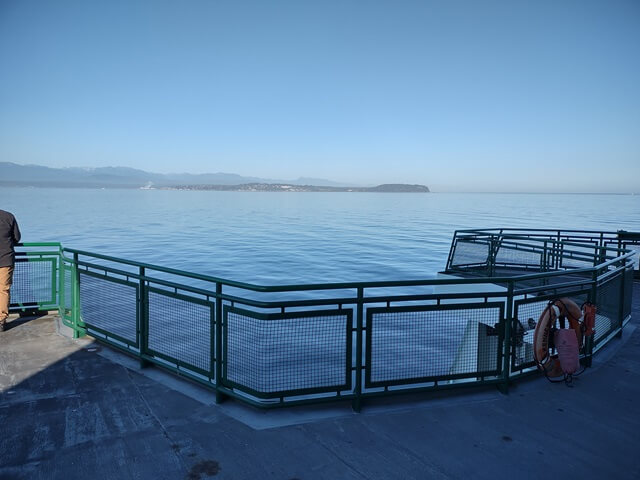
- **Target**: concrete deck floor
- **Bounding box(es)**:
[1,283,639,480]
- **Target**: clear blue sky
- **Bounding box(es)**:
[1,0,639,192]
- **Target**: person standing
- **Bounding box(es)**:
[0,209,21,332]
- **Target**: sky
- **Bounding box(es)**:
[1,0,639,192]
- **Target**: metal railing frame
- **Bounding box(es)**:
[9,228,637,411]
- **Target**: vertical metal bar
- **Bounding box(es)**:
[488,236,496,277]
[72,252,84,338]
[616,233,623,264]
[352,287,364,412]
[617,266,625,338]
[541,241,550,289]
[445,231,458,271]
[57,252,64,316]
[584,266,599,365]
[215,283,225,404]
[209,301,215,383]
[50,255,58,308]
[139,266,151,368]
[498,281,514,394]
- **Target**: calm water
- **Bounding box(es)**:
[1,188,639,284]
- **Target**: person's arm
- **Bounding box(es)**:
[12,217,21,245]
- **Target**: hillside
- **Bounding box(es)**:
[0,162,352,188]
[0,162,429,192]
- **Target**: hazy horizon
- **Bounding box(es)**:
[1,1,639,193]
[2,160,640,194]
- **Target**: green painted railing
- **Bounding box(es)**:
[9,229,637,411]
[446,228,640,277]
[10,243,61,312]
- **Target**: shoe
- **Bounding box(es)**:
[0,323,5,332]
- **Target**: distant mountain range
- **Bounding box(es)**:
[0,162,351,188]
[0,162,430,193]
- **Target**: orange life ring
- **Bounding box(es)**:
[582,302,597,337]
[532,298,583,378]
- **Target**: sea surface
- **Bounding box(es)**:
[3,187,638,389]
[1,187,639,284]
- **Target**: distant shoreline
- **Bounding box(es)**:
[0,182,430,193]
[163,183,430,193]
[1,183,635,195]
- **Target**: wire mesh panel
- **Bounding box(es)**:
[594,273,623,346]
[10,257,56,307]
[623,267,633,320]
[622,243,640,275]
[365,302,503,388]
[147,288,214,377]
[450,239,490,269]
[62,263,72,311]
[223,306,352,398]
[79,270,139,347]
[494,243,543,269]
[560,241,598,269]
[58,261,74,325]
[511,299,548,372]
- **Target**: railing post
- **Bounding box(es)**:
[498,282,514,394]
[616,264,626,339]
[541,241,550,289]
[488,236,496,277]
[352,287,364,412]
[139,266,151,368]
[445,231,458,271]
[583,267,599,366]
[215,283,226,404]
[51,252,59,312]
[71,252,85,338]
[598,246,607,267]
[58,249,64,318]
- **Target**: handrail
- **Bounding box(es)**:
[17,242,62,247]
[65,242,635,294]
[11,229,636,412]
[455,228,622,235]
